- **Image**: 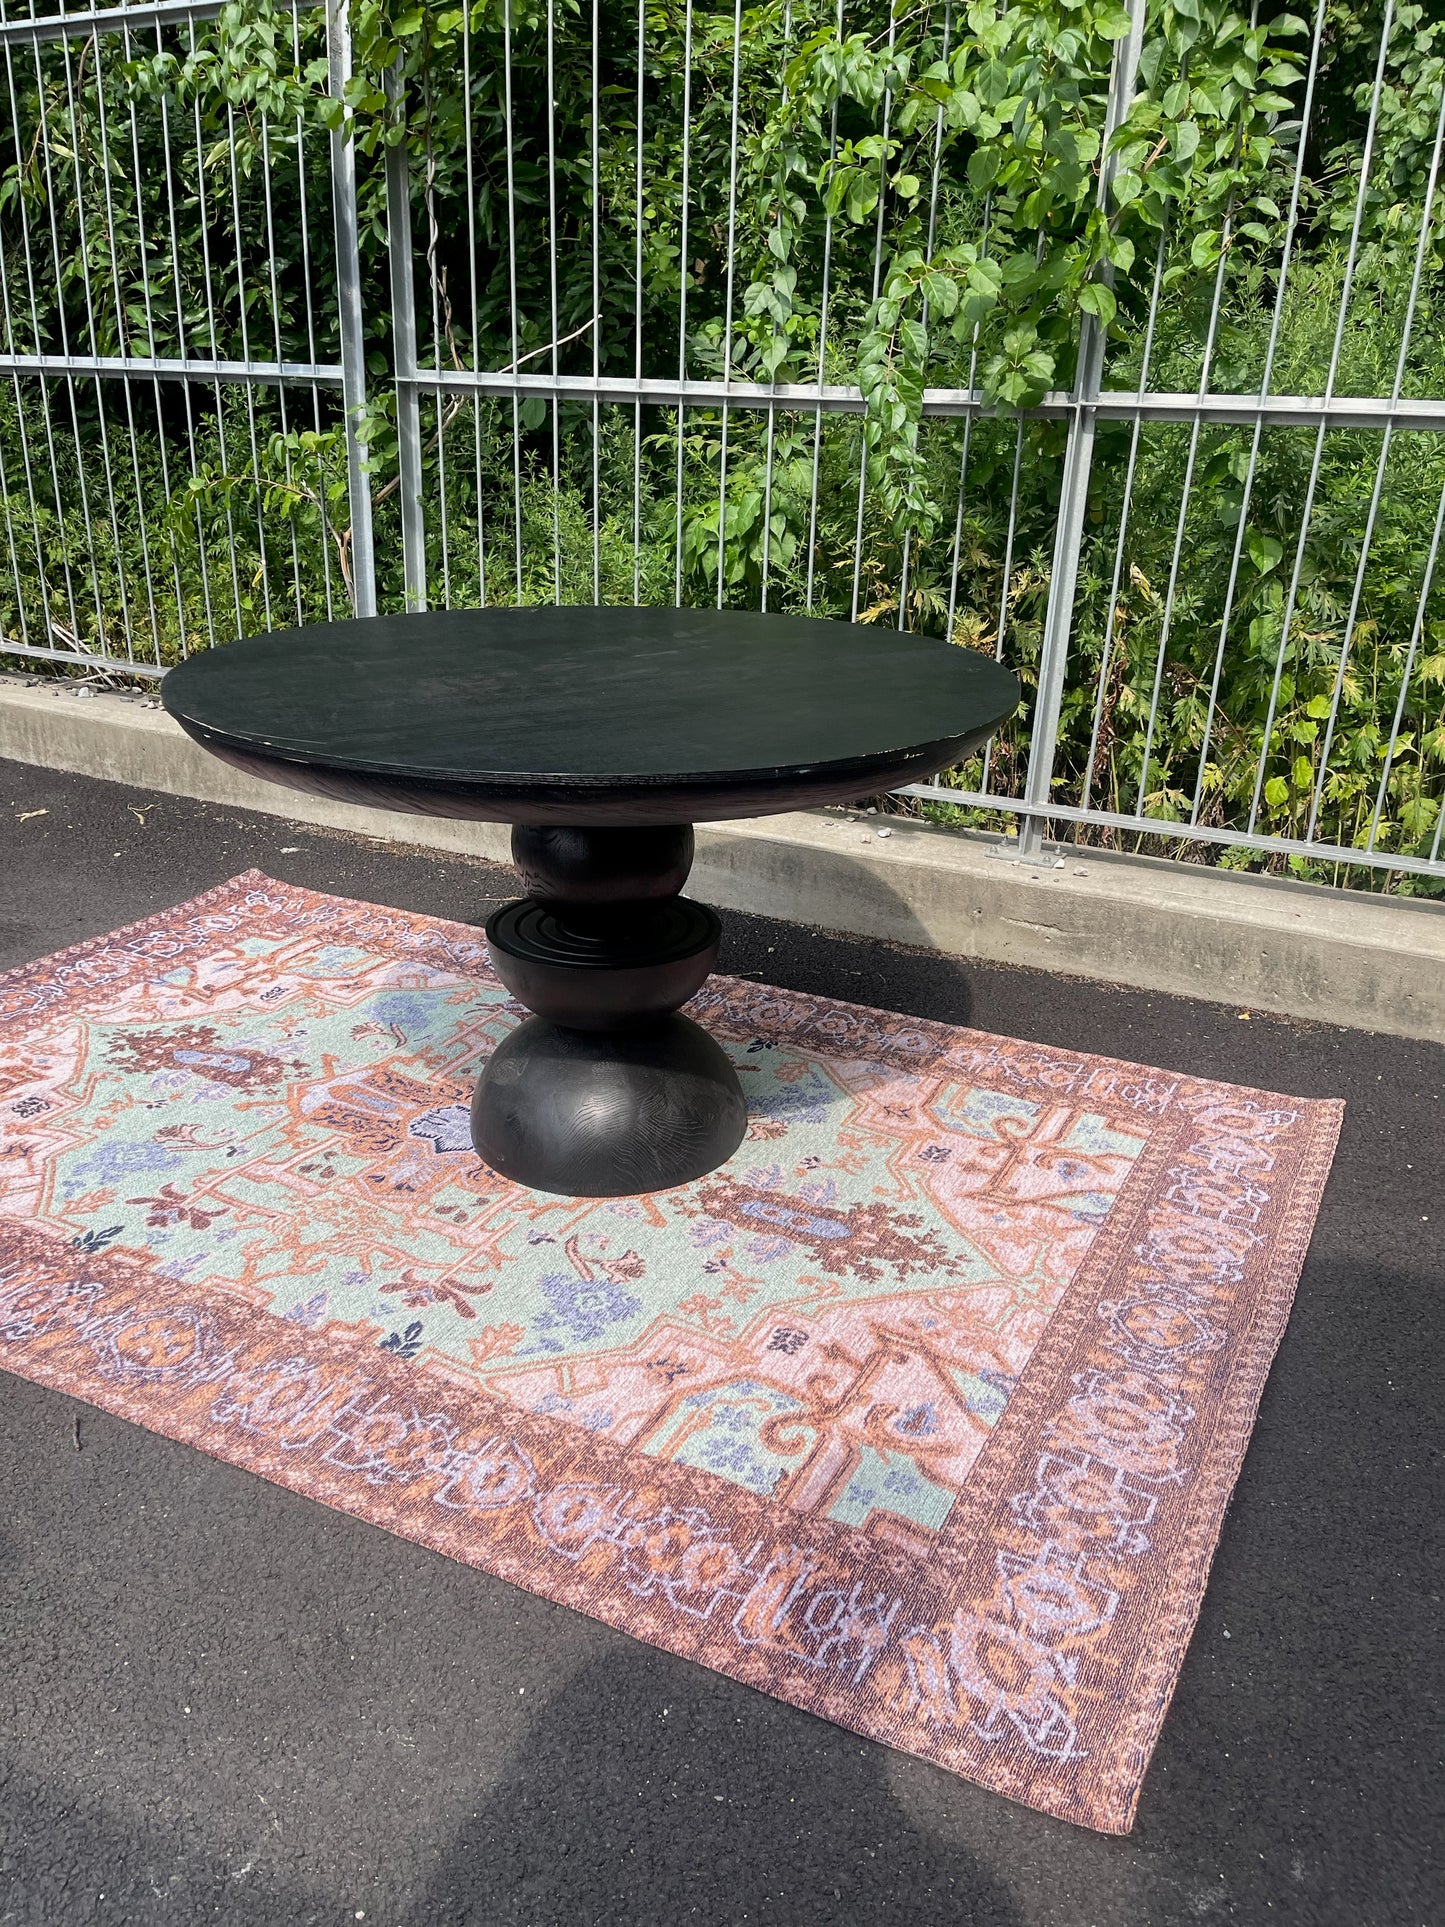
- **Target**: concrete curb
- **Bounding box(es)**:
[3,672,1442,1042]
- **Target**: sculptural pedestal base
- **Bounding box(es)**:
[470,825,747,1196]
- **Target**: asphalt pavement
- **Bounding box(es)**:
[1,759,1441,1927]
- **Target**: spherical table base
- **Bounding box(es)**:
[471,823,747,1195]
[470,1013,747,1197]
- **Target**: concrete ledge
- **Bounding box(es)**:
[3,671,1443,1042]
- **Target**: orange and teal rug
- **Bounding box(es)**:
[0,873,1340,1833]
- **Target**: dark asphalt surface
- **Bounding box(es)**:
[1,758,1441,1927]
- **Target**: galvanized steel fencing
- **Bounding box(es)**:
[0,0,1441,884]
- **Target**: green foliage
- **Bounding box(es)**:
[0,0,1441,889]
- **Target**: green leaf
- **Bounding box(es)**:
[1000,251,1039,286]
[1247,531,1283,572]
[967,147,1001,190]
[760,336,790,378]
[1092,2,1133,37]
[951,89,982,130]
[1264,775,1289,808]
[1190,230,1222,269]
[921,270,959,315]
[955,289,997,329]
[1077,282,1117,326]
[898,315,928,361]
[845,178,879,224]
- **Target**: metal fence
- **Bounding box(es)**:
[1,0,1442,884]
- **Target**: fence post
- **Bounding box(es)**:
[385,61,427,611]
[1003,0,1144,865]
[326,0,377,618]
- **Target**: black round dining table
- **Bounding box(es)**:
[162,606,1019,1197]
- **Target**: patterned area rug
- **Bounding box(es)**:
[0,872,1341,1833]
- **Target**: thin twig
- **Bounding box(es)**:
[369,314,602,508]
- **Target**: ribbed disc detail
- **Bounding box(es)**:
[487,897,720,971]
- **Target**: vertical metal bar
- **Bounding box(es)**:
[92,37,164,662]
[1009,0,1145,862]
[1247,0,1396,836]
[30,35,108,647]
[1080,223,1168,811]
[0,49,60,646]
[633,0,646,604]
[1133,226,1235,815]
[976,421,1025,796]
[0,210,31,650]
[225,101,275,632]
[186,14,245,636]
[58,26,133,655]
[461,0,487,609]
[501,0,524,602]
[760,400,778,612]
[0,425,30,650]
[421,79,453,611]
[120,16,190,658]
[259,112,308,628]
[327,0,377,618]
[547,0,563,603]
[849,5,898,623]
[944,192,992,648]
[805,0,844,615]
[155,25,219,650]
[713,0,744,608]
[923,1,952,261]
[672,0,694,606]
[896,0,952,632]
[760,0,795,616]
[0,178,37,649]
[1366,468,1445,852]
[592,0,602,604]
[289,0,337,624]
[386,60,426,611]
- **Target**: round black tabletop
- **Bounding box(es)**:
[161,607,1019,824]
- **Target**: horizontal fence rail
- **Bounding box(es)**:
[401,369,1445,435]
[0,0,1441,885]
[0,353,342,385]
[0,0,236,43]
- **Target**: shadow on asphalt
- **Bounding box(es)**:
[400,1652,1024,1927]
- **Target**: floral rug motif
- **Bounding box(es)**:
[0,873,1341,1832]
